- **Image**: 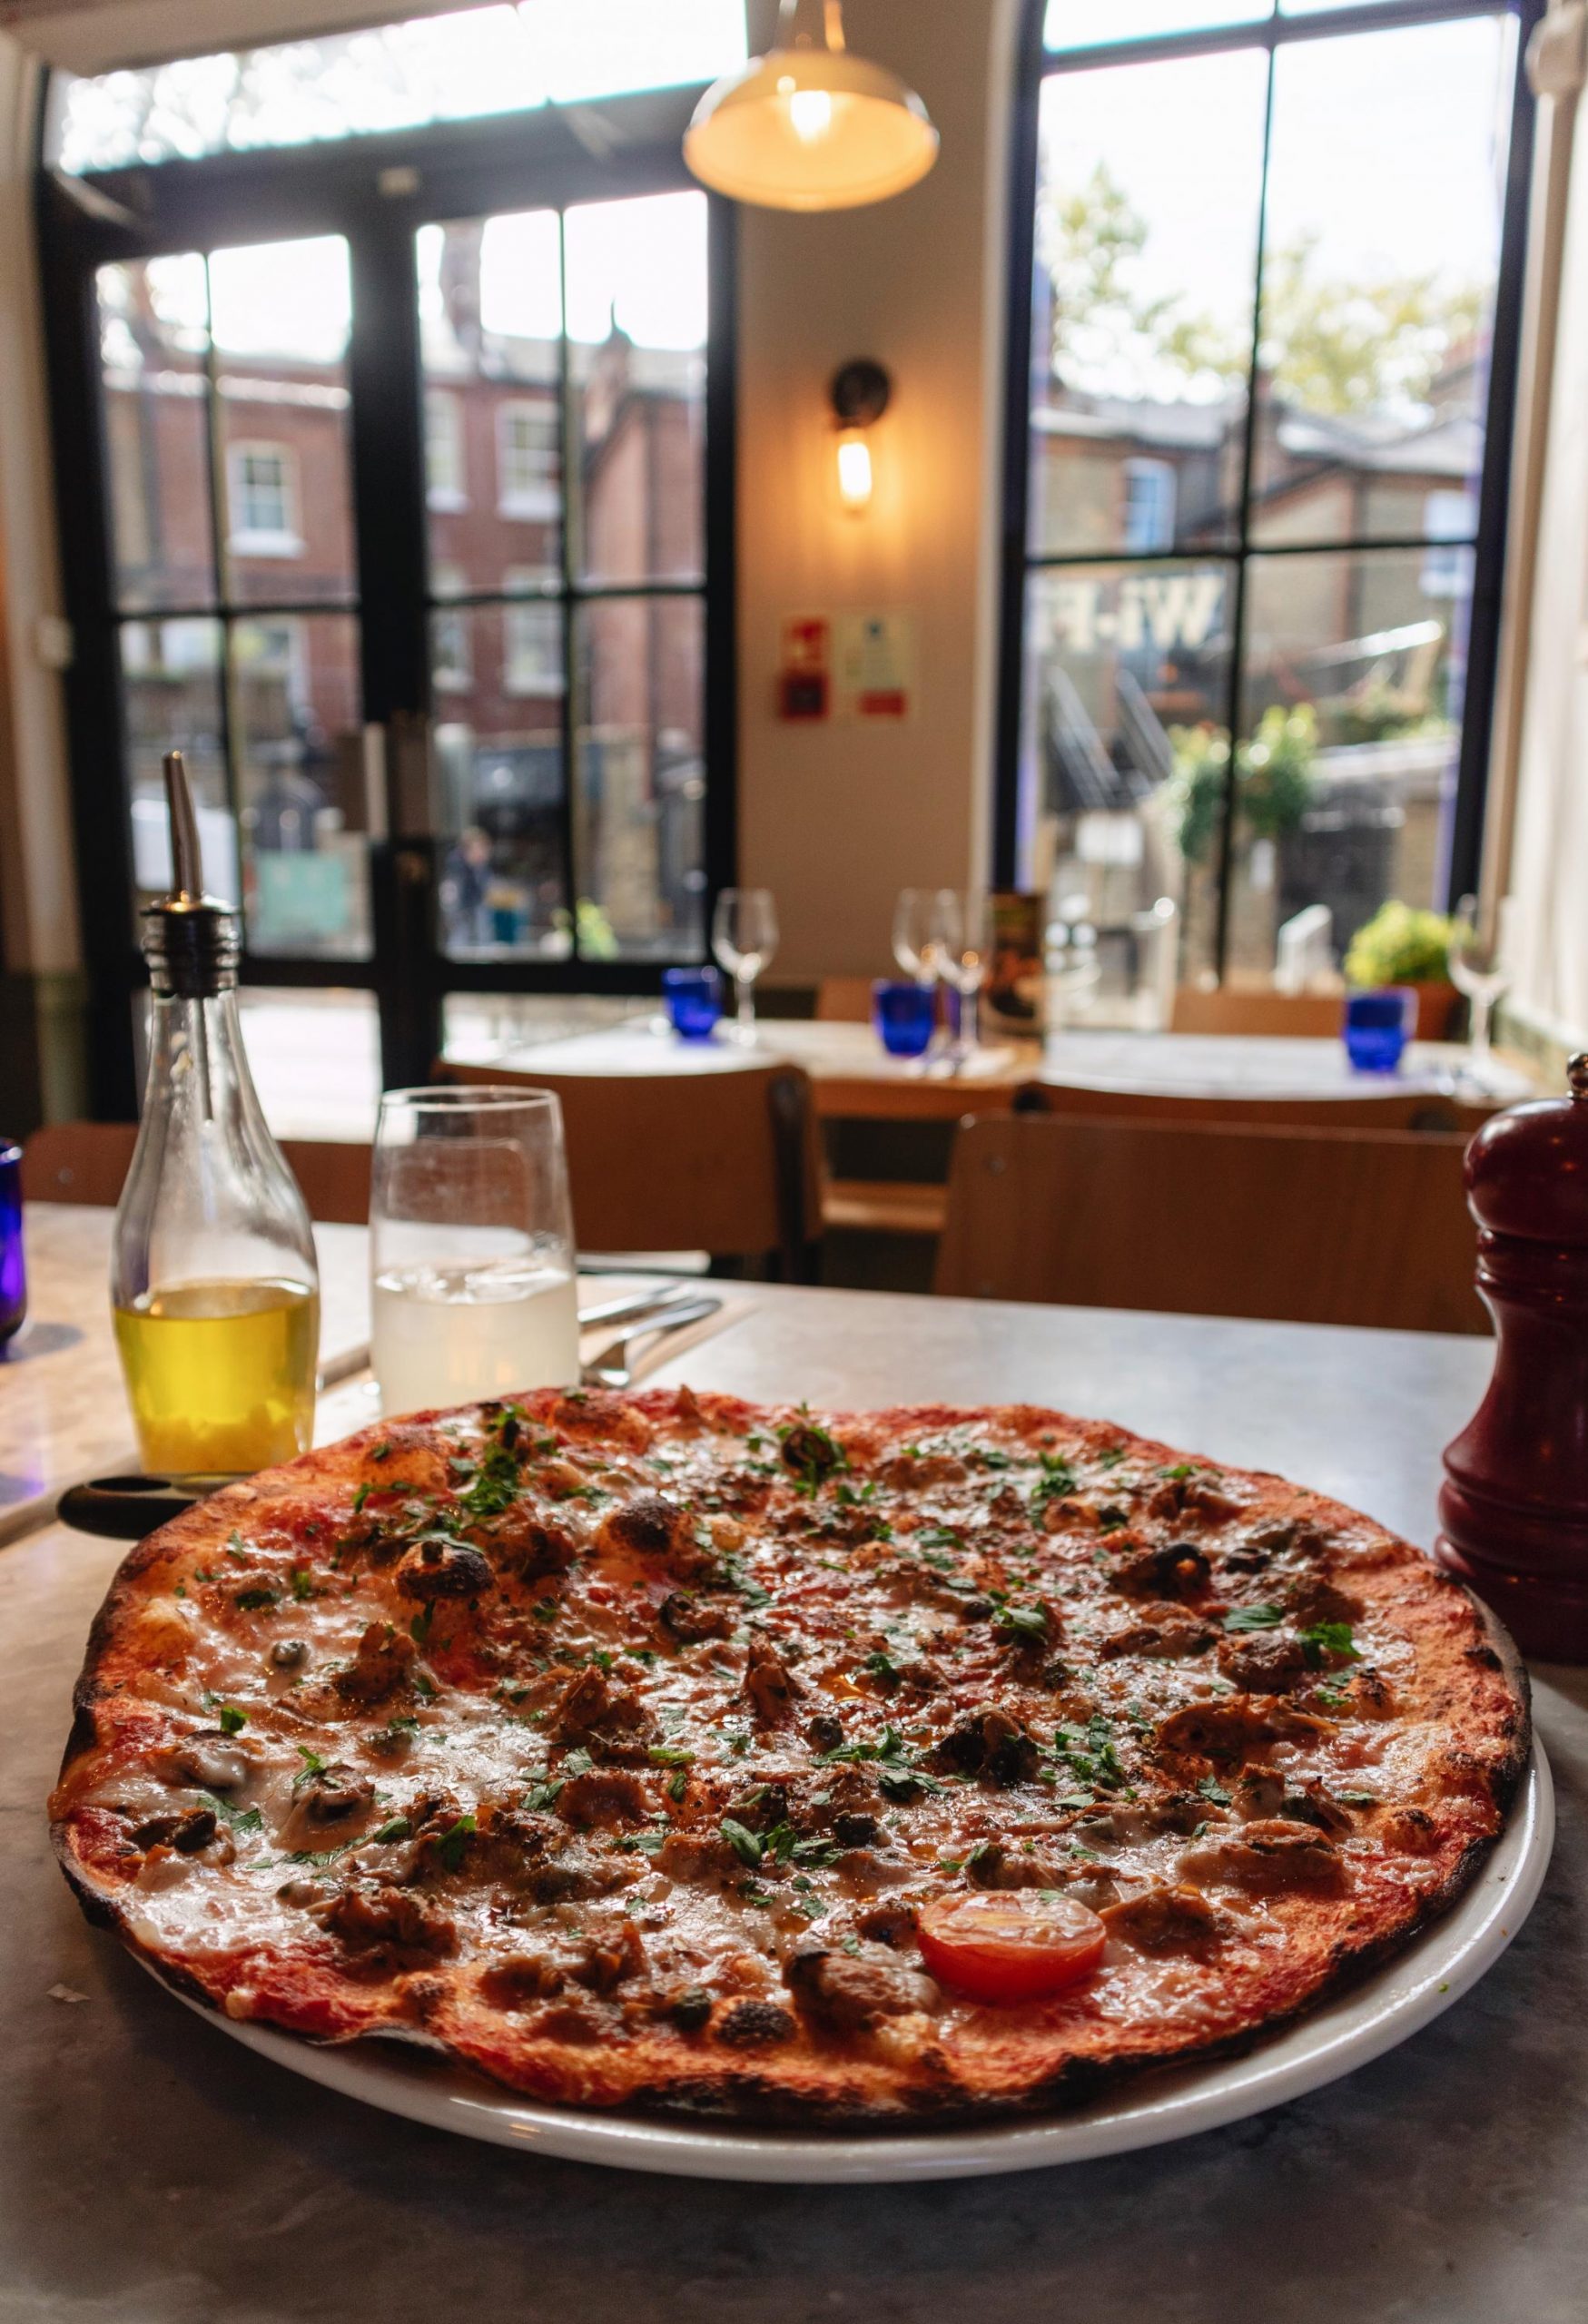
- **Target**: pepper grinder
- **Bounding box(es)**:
[1435,1054,1588,1659]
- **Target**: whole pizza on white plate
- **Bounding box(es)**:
[52,1386,1528,2122]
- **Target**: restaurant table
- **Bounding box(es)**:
[446,1015,1538,1125]
[3,1258,1586,2323]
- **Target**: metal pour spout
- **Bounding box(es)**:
[162,749,204,903]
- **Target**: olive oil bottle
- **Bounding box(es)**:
[113,752,320,1482]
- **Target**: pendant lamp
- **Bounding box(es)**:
[685,0,938,213]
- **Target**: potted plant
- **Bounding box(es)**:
[1343,901,1459,1039]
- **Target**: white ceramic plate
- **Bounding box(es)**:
[144,1748,1553,2184]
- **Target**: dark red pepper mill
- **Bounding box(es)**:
[1435,1053,1588,1660]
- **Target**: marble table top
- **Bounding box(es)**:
[0,1206,372,1545]
[6,1279,1586,2323]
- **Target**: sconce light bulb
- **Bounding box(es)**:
[836,429,873,511]
[788,87,835,143]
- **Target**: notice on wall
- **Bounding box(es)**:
[834,610,915,722]
[776,615,831,721]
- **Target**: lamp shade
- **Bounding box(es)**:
[685,44,938,212]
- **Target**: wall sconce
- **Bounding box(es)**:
[831,358,890,515]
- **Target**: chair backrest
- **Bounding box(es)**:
[1014,1078,1491,1135]
[816,977,875,1024]
[22,1122,136,1206]
[22,1122,372,1226]
[433,1059,822,1273]
[935,1113,1483,1334]
[1171,986,1344,1038]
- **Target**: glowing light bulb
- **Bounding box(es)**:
[836,428,873,511]
[788,88,834,143]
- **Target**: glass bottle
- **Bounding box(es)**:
[112,751,320,1481]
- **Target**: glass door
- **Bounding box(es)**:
[419,188,712,970]
[96,235,370,965]
[42,82,735,1119]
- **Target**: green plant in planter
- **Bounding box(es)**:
[1168,705,1317,866]
[1343,900,1454,990]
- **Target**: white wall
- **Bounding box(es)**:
[1506,102,1588,1045]
[735,0,1018,981]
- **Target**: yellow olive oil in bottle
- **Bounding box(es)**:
[113,752,320,1482]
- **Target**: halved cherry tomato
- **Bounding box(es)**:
[917,1889,1107,2004]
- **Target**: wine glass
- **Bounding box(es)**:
[1449,894,1509,1087]
[892,888,952,985]
[711,888,779,1040]
[370,1086,578,1413]
[936,891,991,1064]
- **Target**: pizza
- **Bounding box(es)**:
[52,1389,1528,2125]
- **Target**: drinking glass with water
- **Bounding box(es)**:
[370,1087,578,1413]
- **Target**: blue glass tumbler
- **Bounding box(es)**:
[1344,987,1416,1075]
[0,1141,25,1345]
[873,980,935,1059]
[662,967,724,1041]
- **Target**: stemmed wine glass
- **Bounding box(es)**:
[1449,894,1509,1088]
[936,891,991,1064]
[892,888,952,986]
[711,888,779,1040]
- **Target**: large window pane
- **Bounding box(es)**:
[233,612,367,959]
[1017,562,1232,970]
[419,212,563,594]
[1251,17,1514,547]
[1029,51,1266,556]
[53,0,748,175]
[432,604,571,963]
[97,255,214,613]
[1045,1,1269,51]
[566,192,707,586]
[574,596,705,960]
[120,616,233,911]
[1217,546,1474,979]
[210,237,356,606]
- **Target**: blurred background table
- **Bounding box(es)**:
[444,1016,1538,1127]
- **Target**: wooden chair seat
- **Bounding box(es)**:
[434,1059,821,1276]
[1170,985,1344,1037]
[816,976,876,1024]
[822,1178,947,1237]
[935,1112,1483,1334]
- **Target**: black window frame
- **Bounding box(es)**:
[37,82,737,1117]
[994,0,1544,975]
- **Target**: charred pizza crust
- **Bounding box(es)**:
[51,1391,1529,2124]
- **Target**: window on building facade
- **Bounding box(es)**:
[227,442,301,555]
[425,389,467,508]
[1122,458,1176,553]
[503,578,564,694]
[497,400,560,519]
[432,566,472,691]
[1004,1,1530,990]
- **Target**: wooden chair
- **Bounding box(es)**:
[23,1123,372,1226]
[1171,986,1345,1037]
[432,1059,822,1276]
[934,1113,1483,1334]
[816,976,875,1023]
[1013,1079,1493,1135]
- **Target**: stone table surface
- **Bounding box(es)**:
[0,1207,372,1545]
[4,1282,1586,2324]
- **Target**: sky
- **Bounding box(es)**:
[1039,13,1514,380]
